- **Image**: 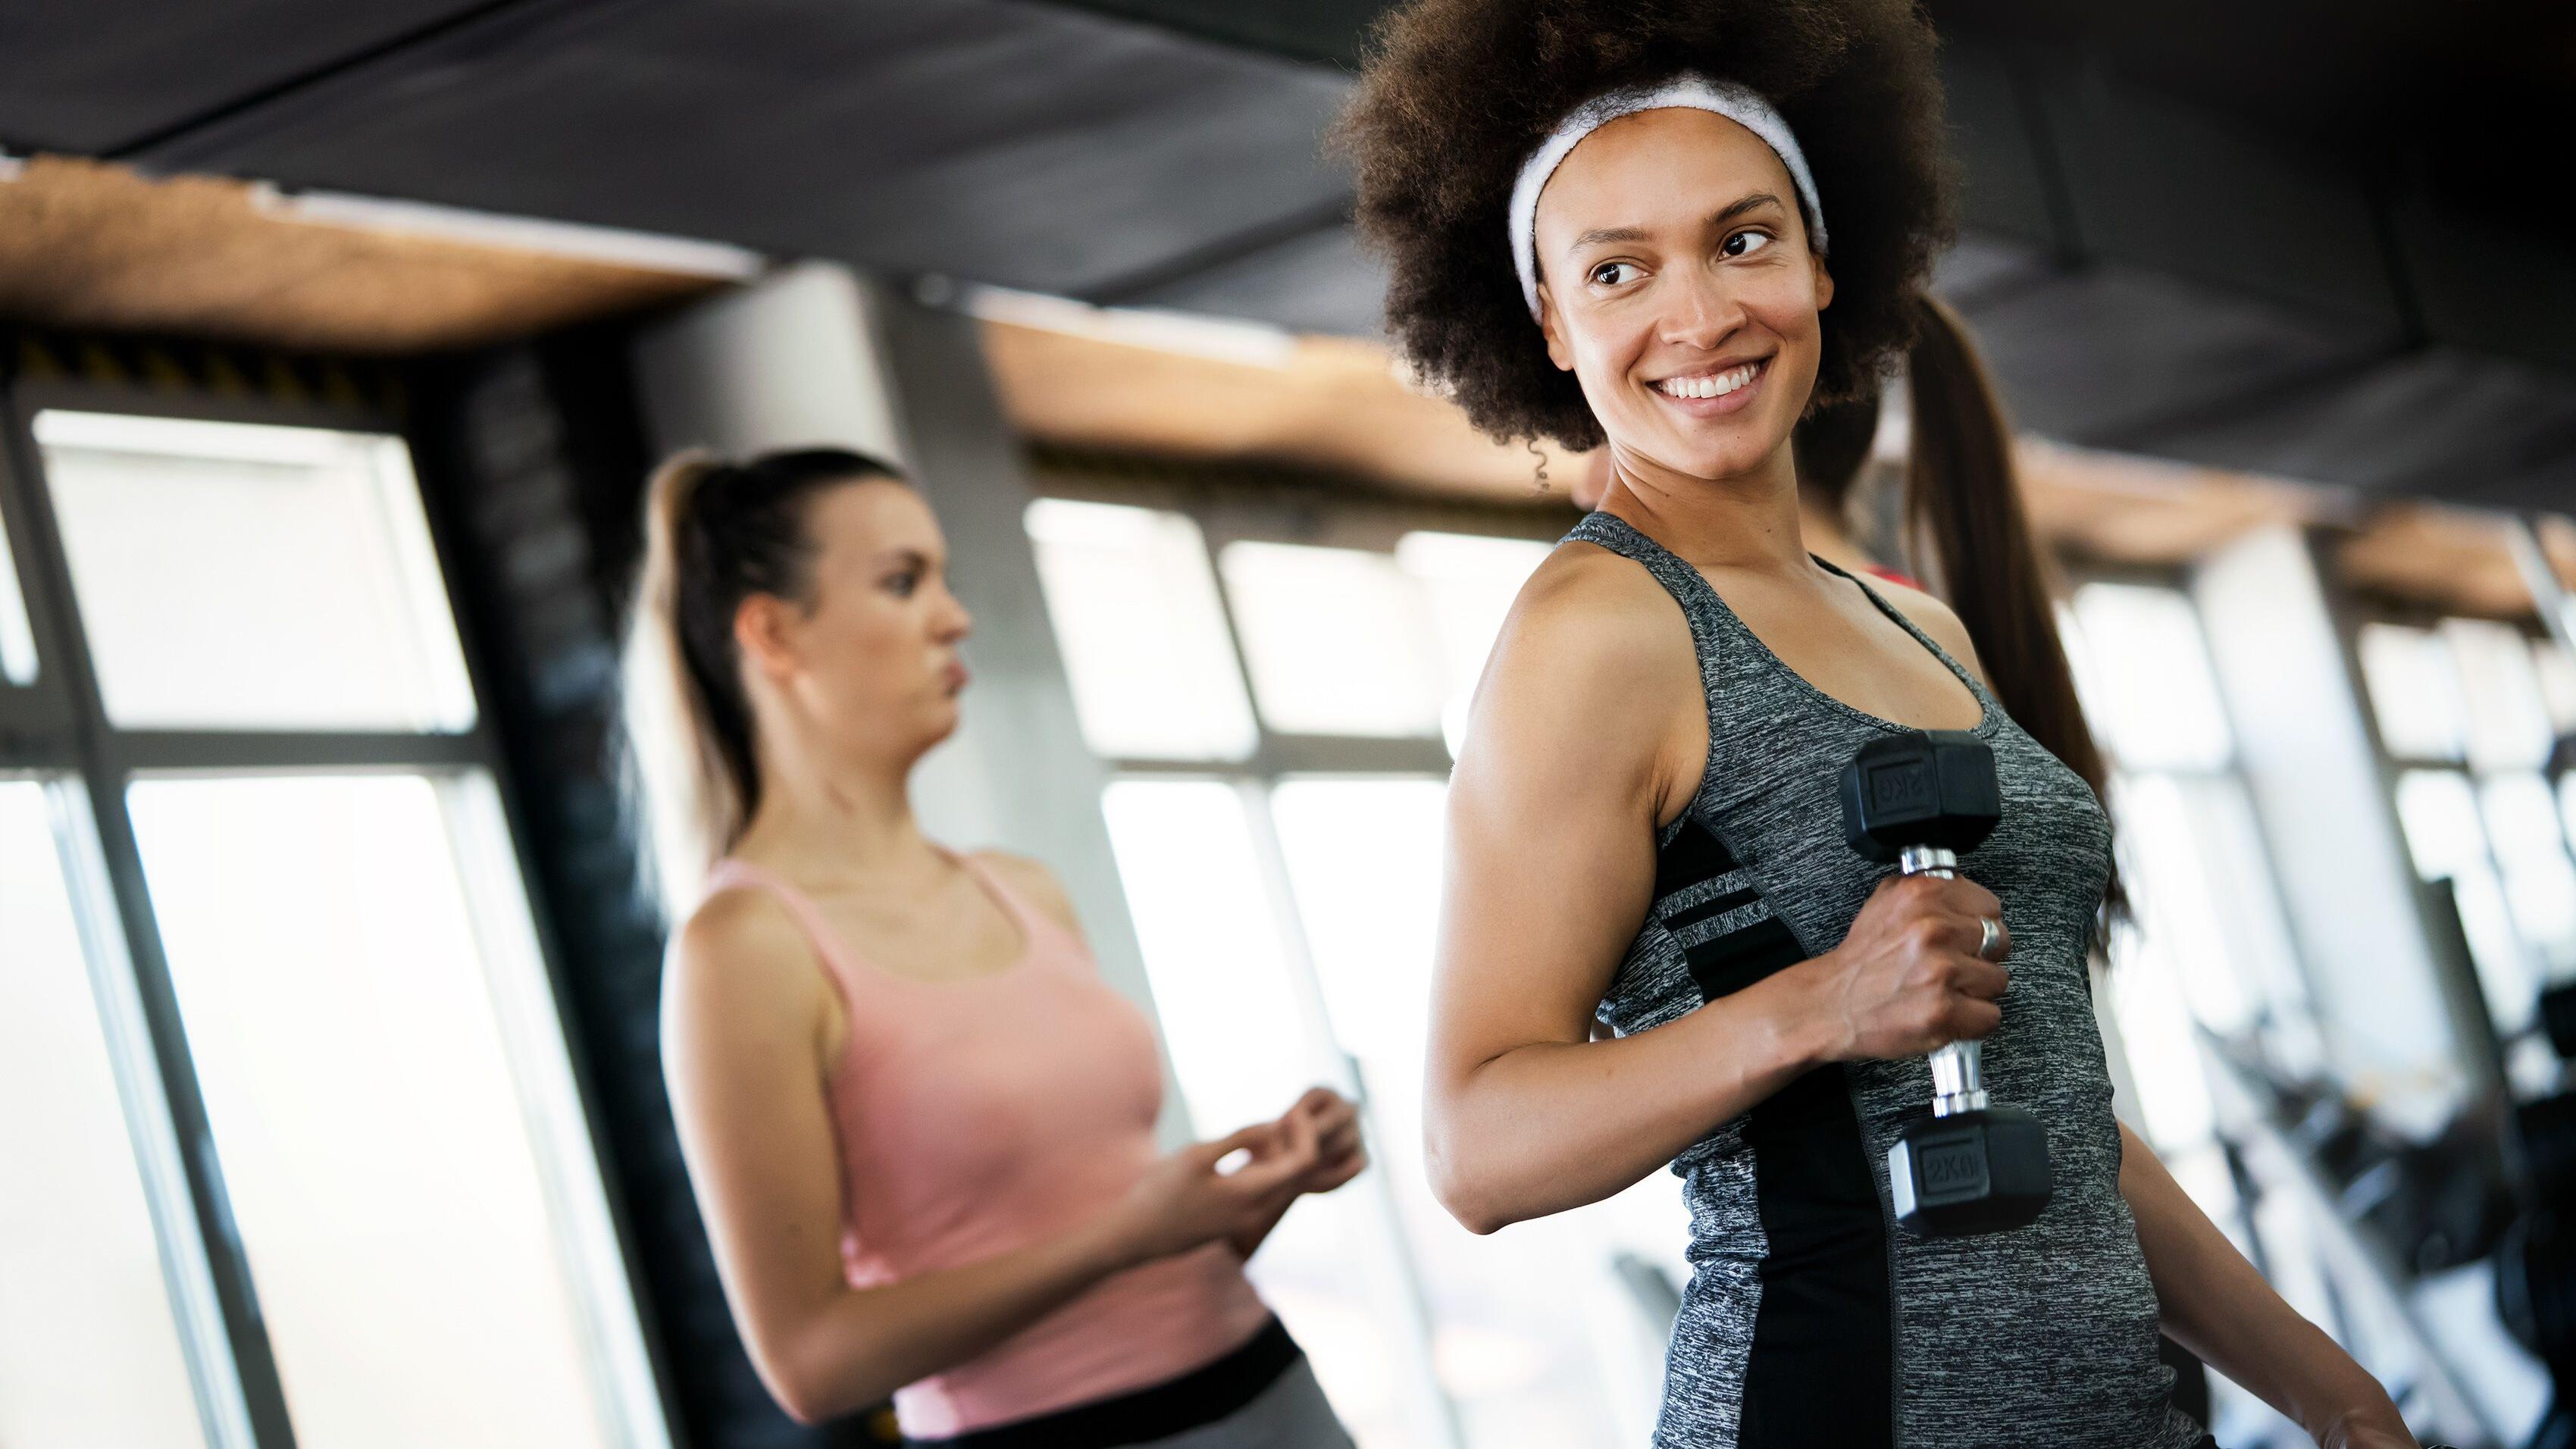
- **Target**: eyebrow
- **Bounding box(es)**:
[1566,192,1789,253]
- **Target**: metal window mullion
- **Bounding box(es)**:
[0,394,77,761]
[1233,781,1467,1449]
[2506,514,2576,664]
[436,772,671,1449]
[1191,518,1468,1449]
[2309,553,2508,1107]
[0,724,77,770]
[2188,549,2387,1092]
[45,778,259,1449]
[2,393,302,1449]
[99,728,487,775]
[1194,518,1275,756]
[50,719,311,1449]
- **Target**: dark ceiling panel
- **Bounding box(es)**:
[0,0,499,154]
[2394,194,2576,376]
[1927,0,2576,232]
[2033,64,2404,334]
[1930,230,2056,310]
[1939,235,2576,512]
[1943,243,2397,450]
[2139,347,2576,513]
[1036,0,1390,69]
[1126,222,1384,336]
[130,0,1354,298]
[1939,42,2061,255]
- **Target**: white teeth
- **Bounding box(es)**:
[1658,362,1759,400]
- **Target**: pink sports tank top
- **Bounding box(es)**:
[698,852,1272,1438]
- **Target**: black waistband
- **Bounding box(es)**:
[903,1316,1301,1449]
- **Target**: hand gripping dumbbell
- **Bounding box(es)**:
[1840,729,2052,1236]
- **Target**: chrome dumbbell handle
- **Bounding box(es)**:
[1930,1041,1987,1117]
[1895,843,1990,1118]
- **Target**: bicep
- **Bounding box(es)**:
[662,906,856,1356]
[1430,581,1695,1084]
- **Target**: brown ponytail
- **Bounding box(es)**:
[618,445,907,911]
[1792,390,1883,521]
[1898,294,2124,916]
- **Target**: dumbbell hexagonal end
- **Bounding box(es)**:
[1890,1105,2052,1236]
[1839,729,2002,865]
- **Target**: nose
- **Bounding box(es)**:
[934,585,973,642]
[1660,265,1747,352]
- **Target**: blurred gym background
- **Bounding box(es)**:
[4,2,2574,1447]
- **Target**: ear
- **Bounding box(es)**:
[1809,250,1836,312]
[733,593,802,683]
[1536,281,1576,373]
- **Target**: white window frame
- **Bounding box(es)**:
[0,377,671,1449]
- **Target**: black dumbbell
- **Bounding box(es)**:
[1841,729,2052,1236]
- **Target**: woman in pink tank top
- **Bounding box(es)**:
[621,448,1363,1447]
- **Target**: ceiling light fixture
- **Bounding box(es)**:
[249,184,767,280]
[949,281,1297,370]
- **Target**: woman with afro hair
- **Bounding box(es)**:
[1343,2,2420,1445]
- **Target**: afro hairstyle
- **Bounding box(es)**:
[1336,0,1955,451]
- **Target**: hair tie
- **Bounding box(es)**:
[1509,74,1826,323]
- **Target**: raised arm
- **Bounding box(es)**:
[662,890,1314,1424]
[1425,551,2011,1232]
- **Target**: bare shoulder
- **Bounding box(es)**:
[1495,540,1700,686]
[970,850,1085,939]
[675,886,807,976]
[1858,573,1992,687]
[1461,540,1707,815]
[665,885,832,1039]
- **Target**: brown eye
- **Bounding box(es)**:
[1589,261,1644,286]
[1721,230,1776,258]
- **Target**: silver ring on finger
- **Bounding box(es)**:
[1976,915,2004,962]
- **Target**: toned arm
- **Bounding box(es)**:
[1425,549,1838,1232]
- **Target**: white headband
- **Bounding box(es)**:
[1508,74,1827,321]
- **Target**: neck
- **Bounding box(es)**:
[1598,437,1813,574]
[734,723,931,883]
[1798,494,1880,575]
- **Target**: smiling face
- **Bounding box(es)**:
[737,478,975,768]
[1532,106,1834,485]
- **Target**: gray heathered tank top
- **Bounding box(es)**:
[1567,512,2202,1449]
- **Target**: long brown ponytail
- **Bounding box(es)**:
[1897,294,2123,915]
[618,445,907,911]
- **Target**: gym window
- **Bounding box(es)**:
[0,377,667,1449]
[2358,617,2576,1095]
[1026,460,1675,1449]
